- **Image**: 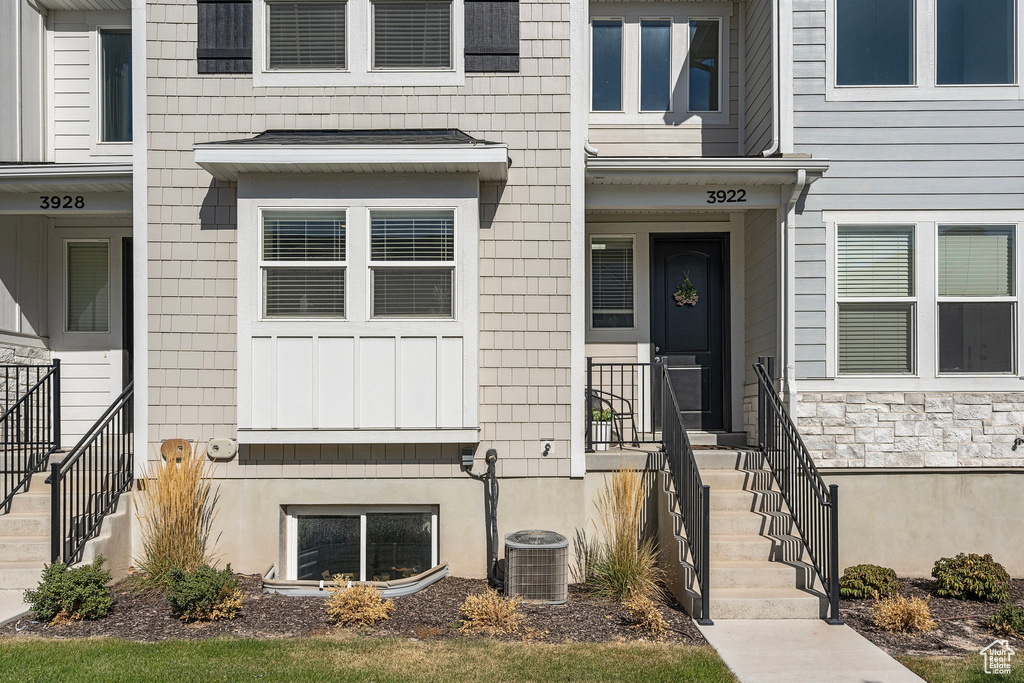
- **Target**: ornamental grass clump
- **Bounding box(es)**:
[839,564,902,599]
[459,589,524,634]
[24,557,112,623]
[872,595,937,634]
[326,582,395,627]
[165,564,242,622]
[932,553,1010,602]
[135,444,219,588]
[572,466,663,603]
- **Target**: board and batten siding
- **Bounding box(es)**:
[51,9,132,163]
[146,0,572,478]
[789,0,1024,379]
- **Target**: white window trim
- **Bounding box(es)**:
[589,4,731,125]
[285,505,439,582]
[259,209,348,322]
[367,208,457,321]
[587,233,637,332]
[253,0,465,87]
[834,225,918,377]
[64,238,111,335]
[814,211,1024,393]
[89,19,133,157]
[825,0,1024,101]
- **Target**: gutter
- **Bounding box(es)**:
[0,163,133,180]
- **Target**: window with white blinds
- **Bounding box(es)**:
[261,211,346,318]
[66,241,110,333]
[837,226,915,374]
[267,1,347,70]
[590,236,634,329]
[370,210,455,318]
[372,0,452,69]
[938,225,1016,373]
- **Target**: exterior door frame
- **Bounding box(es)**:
[650,232,732,431]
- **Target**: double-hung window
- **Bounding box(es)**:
[372,0,452,69]
[937,225,1016,373]
[590,236,635,329]
[261,211,347,319]
[837,226,915,374]
[369,210,455,319]
[267,1,348,70]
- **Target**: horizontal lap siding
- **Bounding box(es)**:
[790,0,1024,379]
[743,0,773,155]
[146,0,573,479]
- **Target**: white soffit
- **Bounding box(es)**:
[194,145,511,182]
[36,0,130,10]
[0,163,133,193]
[586,157,830,186]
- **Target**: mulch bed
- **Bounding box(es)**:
[841,577,1024,657]
[1,575,705,645]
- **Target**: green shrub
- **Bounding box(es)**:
[24,557,112,623]
[165,564,241,622]
[990,603,1024,639]
[932,553,1010,602]
[590,409,612,421]
[839,564,901,599]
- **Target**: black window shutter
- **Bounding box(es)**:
[197,0,253,74]
[464,0,519,73]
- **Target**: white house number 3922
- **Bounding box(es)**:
[706,189,747,204]
[39,195,85,209]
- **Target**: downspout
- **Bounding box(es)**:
[780,168,807,413]
[760,0,781,157]
[737,5,746,156]
[584,138,599,156]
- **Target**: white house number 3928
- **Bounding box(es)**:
[39,195,85,209]
[706,189,747,204]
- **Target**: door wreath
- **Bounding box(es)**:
[673,274,699,307]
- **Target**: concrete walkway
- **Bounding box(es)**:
[698,620,926,683]
[0,590,29,626]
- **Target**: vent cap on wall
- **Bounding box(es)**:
[207,438,238,461]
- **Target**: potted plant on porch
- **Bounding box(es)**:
[590,409,613,451]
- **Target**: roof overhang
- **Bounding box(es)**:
[0,163,133,193]
[586,157,830,186]
[195,143,511,182]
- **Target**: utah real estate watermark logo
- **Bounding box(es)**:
[981,639,1015,675]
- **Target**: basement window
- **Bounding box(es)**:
[287,508,438,581]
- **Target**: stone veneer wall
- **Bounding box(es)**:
[797,392,1024,467]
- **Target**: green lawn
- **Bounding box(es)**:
[0,637,736,683]
[900,655,1024,683]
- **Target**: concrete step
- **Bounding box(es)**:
[0,512,49,537]
[7,493,49,515]
[702,469,778,492]
[710,560,797,589]
[694,450,763,470]
[709,490,758,512]
[709,511,767,535]
[710,534,773,562]
[689,432,750,447]
[0,536,49,563]
[707,587,825,619]
[0,561,45,591]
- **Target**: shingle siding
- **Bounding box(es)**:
[145,0,572,478]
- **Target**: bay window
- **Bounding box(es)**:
[937,225,1015,373]
[370,210,455,319]
[837,226,915,374]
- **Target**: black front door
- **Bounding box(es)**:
[651,234,729,431]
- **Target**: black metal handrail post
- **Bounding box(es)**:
[661,364,712,625]
[52,358,61,451]
[50,382,134,564]
[754,357,842,625]
[586,357,594,452]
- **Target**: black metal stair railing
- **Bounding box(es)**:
[660,364,712,625]
[754,357,842,625]
[1,360,61,514]
[50,381,133,564]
